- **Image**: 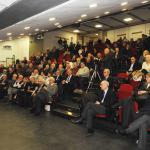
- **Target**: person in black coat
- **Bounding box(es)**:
[0,74,9,99]
[113,47,123,74]
[59,69,76,100]
[72,80,116,135]
[102,48,114,73]
[54,70,63,85]
[127,56,141,73]
[101,68,114,89]
[119,73,150,150]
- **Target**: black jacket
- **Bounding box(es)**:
[97,88,116,113]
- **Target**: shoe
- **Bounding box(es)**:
[71,118,83,124]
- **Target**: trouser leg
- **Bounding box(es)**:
[86,109,95,129]
[138,122,147,150]
[126,115,150,150]
[126,115,150,133]
[81,102,93,119]
[34,96,42,114]
[118,98,136,128]
[86,104,106,129]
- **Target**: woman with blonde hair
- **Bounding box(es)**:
[142,54,150,72]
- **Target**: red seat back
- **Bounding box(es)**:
[117,84,133,100]
[117,73,128,79]
[130,80,140,89]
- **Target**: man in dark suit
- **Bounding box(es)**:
[54,70,63,85]
[102,48,114,72]
[127,56,141,72]
[118,73,150,150]
[0,74,9,99]
[72,80,116,135]
[101,68,114,89]
[59,69,76,100]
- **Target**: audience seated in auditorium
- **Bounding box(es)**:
[0,35,150,149]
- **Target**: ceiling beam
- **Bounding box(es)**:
[81,23,97,29]
[127,12,146,22]
[103,19,150,31]
[110,16,128,25]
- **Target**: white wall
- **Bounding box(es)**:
[43,30,78,50]
[29,37,43,57]
[0,36,30,63]
[106,23,150,42]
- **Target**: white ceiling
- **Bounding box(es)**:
[0,0,19,12]
[0,0,149,41]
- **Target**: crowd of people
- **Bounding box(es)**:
[0,34,150,150]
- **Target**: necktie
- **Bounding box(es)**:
[101,91,106,103]
[66,76,71,83]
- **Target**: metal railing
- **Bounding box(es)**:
[0,55,15,67]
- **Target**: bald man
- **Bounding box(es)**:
[72,80,116,135]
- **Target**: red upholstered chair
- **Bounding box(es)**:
[117,84,134,123]
[117,73,128,79]
[129,80,140,113]
[96,114,107,118]
[130,80,140,89]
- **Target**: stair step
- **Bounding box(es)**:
[51,108,80,119]
[56,102,80,113]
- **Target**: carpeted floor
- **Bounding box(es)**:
[0,101,140,150]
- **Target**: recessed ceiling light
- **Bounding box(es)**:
[89,3,97,8]
[104,11,110,15]
[95,24,103,28]
[20,33,24,36]
[81,14,87,18]
[121,2,128,6]
[78,19,82,22]
[96,33,99,36]
[141,1,149,4]
[49,17,56,21]
[24,26,30,30]
[123,17,133,22]
[7,33,12,36]
[73,30,80,33]
[57,25,62,28]
[122,8,127,11]
[95,16,100,18]
[54,22,60,26]
[35,28,39,31]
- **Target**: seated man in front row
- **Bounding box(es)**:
[72,80,116,136]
